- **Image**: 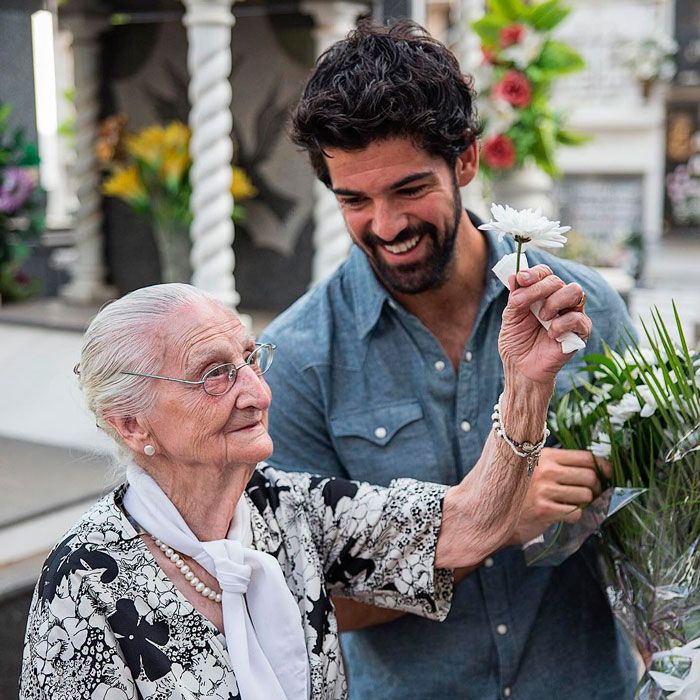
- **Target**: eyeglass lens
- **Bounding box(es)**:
[202,345,274,396]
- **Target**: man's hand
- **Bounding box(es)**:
[507,447,612,545]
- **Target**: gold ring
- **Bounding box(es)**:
[573,290,586,311]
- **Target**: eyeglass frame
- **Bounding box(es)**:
[120,342,276,396]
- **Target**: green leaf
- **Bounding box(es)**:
[538,40,585,76]
[0,103,11,131]
[527,0,570,31]
[531,121,559,176]
[471,16,505,47]
[556,129,590,146]
[488,0,527,22]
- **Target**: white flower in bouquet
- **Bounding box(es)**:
[479,204,570,250]
[636,384,660,418]
[607,392,642,427]
[500,28,545,69]
[620,34,678,83]
[480,98,518,137]
[588,431,612,459]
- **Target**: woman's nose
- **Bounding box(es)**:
[233,366,271,410]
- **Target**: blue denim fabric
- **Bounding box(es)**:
[261,222,639,700]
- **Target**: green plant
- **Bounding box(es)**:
[0,102,44,301]
[550,308,700,698]
[472,0,588,178]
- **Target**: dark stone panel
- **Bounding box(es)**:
[0,587,33,699]
[235,215,314,312]
[378,0,411,23]
[0,10,37,142]
[103,197,161,295]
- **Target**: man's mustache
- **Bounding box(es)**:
[364,222,437,249]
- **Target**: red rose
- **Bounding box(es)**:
[482,134,516,169]
[492,70,532,108]
[481,45,497,65]
[500,24,526,48]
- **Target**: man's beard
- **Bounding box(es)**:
[363,184,462,295]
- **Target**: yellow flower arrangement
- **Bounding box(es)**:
[102,120,256,226]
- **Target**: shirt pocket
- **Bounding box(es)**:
[329,400,440,484]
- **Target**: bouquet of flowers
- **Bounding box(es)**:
[0,102,44,302]
[100,118,257,283]
[549,308,700,699]
[619,34,678,98]
[101,119,257,227]
[471,0,587,177]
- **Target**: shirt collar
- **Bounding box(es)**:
[347,245,395,339]
[348,211,515,338]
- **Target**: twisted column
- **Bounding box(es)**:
[60,15,113,304]
[303,1,368,286]
[183,0,238,308]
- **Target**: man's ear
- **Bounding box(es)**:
[105,415,152,454]
[455,139,479,188]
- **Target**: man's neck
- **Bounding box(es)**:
[390,213,488,367]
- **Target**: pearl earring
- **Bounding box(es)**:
[144,444,155,457]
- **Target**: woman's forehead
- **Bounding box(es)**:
[163,302,250,364]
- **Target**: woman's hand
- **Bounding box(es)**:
[499,265,592,388]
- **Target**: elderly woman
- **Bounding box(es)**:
[21,267,589,699]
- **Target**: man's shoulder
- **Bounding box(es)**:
[260,261,365,366]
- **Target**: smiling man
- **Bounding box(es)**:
[261,20,639,700]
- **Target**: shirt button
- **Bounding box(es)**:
[374,426,387,439]
[503,688,512,698]
[434,360,446,372]
[484,557,494,568]
[496,624,508,635]
[460,420,471,432]
[465,350,473,362]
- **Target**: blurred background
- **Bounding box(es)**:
[0,0,698,695]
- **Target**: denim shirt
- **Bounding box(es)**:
[260,225,639,700]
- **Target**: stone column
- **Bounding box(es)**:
[183,0,239,308]
[302,1,368,286]
[60,14,114,304]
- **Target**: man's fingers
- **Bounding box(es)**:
[545,484,595,507]
[543,448,613,480]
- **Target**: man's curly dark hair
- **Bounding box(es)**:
[290,19,481,187]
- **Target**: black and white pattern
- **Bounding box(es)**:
[21,465,452,699]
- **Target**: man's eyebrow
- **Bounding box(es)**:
[331,171,434,197]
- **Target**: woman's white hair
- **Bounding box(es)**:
[77,283,225,451]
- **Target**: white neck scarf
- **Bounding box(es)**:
[123,463,310,700]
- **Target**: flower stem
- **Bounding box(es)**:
[515,239,523,289]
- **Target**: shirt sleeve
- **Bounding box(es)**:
[260,330,350,479]
[20,575,137,699]
[299,473,453,621]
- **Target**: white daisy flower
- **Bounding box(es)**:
[588,432,612,459]
[478,203,570,249]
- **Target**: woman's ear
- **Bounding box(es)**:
[455,139,479,188]
[105,415,152,454]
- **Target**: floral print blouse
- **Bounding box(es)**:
[21,465,452,699]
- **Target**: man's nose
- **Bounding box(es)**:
[234,366,271,410]
[371,201,409,241]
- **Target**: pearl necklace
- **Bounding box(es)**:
[153,537,222,604]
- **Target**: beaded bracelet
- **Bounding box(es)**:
[491,394,549,476]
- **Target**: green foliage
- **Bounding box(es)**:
[473,0,588,178]
[0,102,44,302]
[550,307,700,671]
